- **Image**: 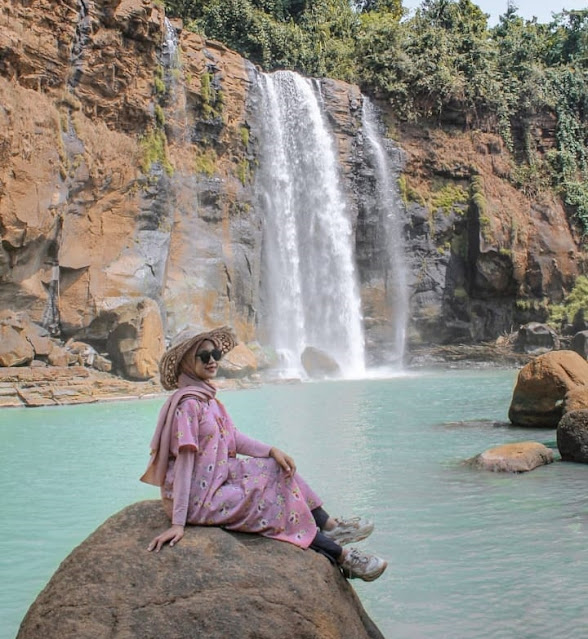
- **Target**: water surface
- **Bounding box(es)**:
[2,369,587,638]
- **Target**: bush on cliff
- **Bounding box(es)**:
[163,0,588,232]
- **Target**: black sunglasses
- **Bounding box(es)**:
[195,349,222,364]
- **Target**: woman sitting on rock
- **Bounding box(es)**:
[141,327,387,582]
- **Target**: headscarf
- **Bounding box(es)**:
[140,373,216,486]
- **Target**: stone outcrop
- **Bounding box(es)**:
[17,501,384,639]
[467,442,554,472]
[0,366,162,407]
[508,351,588,427]
[557,410,588,463]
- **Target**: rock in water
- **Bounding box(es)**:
[467,442,554,473]
[301,346,341,378]
[557,410,588,463]
[508,350,588,427]
[17,501,385,639]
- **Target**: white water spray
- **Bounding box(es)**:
[255,71,365,378]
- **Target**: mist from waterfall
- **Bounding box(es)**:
[254,71,365,378]
[362,99,409,366]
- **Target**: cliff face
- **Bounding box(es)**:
[0,0,259,352]
[0,0,584,366]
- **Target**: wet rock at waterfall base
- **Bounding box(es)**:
[515,322,560,355]
[557,410,588,463]
[508,351,588,427]
[467,442,554,473]
[301,346,341,378]
[17,501,385,639]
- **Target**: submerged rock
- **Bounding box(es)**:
[17,501,384,639]
[468,442,554,473]
[508,350,588,427]
[557,410,588,463]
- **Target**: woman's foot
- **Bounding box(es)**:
[323,516,374,545]
[339,547,388,582]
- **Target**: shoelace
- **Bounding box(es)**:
[347,549,369,567]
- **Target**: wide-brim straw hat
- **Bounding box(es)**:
[159,325,237,390]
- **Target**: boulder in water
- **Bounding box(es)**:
[467,442,554,472]
[301,346,341,378]
[508,351,588,427]
[17,501,385,639]
[557,410,588,463]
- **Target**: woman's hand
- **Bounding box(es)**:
[270,447,296,477]
[147,524,185,552]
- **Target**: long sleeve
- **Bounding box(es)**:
[234,430,272,458]
[172,449,195,526]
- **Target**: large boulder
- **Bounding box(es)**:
[301,346,341,378]
[508,350,588,427]
[557,410,588,463]
[563,387,588,414]
[17,501,384,639]
[571,330,588,359]
[467,442,554,473]
[515,322,560,355]
[105,298,164,380]
[0,324,34,366]
[219,342,258,378]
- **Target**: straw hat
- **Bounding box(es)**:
[159,326,237,390]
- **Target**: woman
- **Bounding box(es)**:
[141,326,387,582]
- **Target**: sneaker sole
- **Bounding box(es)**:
[362,560,388,582]
[341,560,388,582]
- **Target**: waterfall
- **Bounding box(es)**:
[254,71,365,378]
[361,99,409,365]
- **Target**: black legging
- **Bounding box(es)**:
[309,507,343,562]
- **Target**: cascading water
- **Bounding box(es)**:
[254,70,365,378]
[361,99,409,366]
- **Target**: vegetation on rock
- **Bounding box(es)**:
[163,0,588,232]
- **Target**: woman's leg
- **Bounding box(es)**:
[311,506,330,530]
[309,530,343,563]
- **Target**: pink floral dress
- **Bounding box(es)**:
[161,397,322,549]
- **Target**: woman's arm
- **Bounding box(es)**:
[234,431,296,477]
[148,449,195,552]
[234,430,272,457]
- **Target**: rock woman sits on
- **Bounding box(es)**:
[141,327,387,582]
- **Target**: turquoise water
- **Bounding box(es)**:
[2,368,587,639]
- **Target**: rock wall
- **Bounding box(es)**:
[0,0,260,355]
[0,0,585,367]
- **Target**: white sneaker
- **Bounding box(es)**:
[340,548,388,582]
[323,516,374,546]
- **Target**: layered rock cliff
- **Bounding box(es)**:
[0,0,584,374]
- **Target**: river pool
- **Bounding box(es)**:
[1,368,587,638]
